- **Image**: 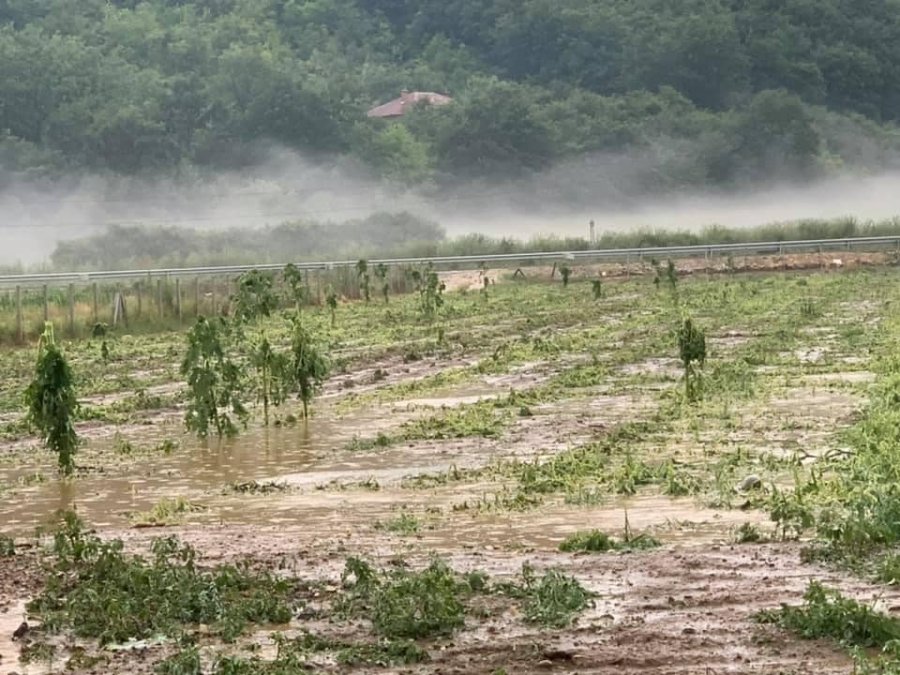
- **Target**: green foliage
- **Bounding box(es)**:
[25,323,78,475]
[757,582,900,649]
[665,260,678,294]
[338,557,466,639]
[734,522,764,544]
[676,316,706,403]
[326,291,338,328]
[156,647,201,675]
[251,334,292,426]
[409,265,445,320]
[559,528,660,553]
[180,317,247,438]
[2,0,900,190]
[375,512,421,535]
[559,265,572,288]
[233,271,278,324]
[0,534,14,557]
[290,317,329,418]
[499,564,592,629]
[356,259,371,303]
[130,497,204,527]
[592,278,603,300]
[375,263,390,303]
[28,513,296,646]
[282,263,307,311]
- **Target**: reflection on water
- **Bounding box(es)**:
[0,409,389,534]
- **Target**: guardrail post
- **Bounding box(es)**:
[92,282,99,323]
[68,284,75,336]
[42,284,49,322]
[15,285,23,343]
[136,280,143,319]
[211,280,217,317]
[194,277,200,317]
[156,279,163,318]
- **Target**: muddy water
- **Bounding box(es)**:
[0,409,396,534]
[0,600,44,675]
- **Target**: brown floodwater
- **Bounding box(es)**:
[0,408,399,535]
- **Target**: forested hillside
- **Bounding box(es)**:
[2,0,900,189]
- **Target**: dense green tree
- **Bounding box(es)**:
[1,0,900,184]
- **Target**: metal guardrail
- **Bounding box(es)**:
[1,235,898,288]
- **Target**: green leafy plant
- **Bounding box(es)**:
[559,265,572,287]
[181,317,248,437]
[130,497,204,527]
[375,263,390,303]
[356,259,371,303]
[28,513,295,646]
[757,581,900,649]
[511,564,592,628]
[409,265,445,320]
[592,278,603,300]
[251,334,291,425]
[25,322,79,475]
[559,527,660,553]
[375,512,421,535]
[156,646,201,675]
[326,290,338,327]
[290,317,329,418]
[665,259,678,293]
[282,263,307,311]
[676,316,706,402]
[0,534,14,557]
[337,557,466,639]
[232,270,278,324]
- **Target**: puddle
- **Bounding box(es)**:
[421,496,768,551]
[0,409,397,534]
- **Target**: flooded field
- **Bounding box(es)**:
[2,262,900,673]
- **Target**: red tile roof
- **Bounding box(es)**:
[367,90,453,118]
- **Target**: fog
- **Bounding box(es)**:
[2,147,900,267]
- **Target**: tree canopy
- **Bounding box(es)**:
[1,0,899,187]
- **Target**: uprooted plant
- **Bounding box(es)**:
[27,512,298,645]
[25,322,79,476]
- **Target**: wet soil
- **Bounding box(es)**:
[0,268,894,673]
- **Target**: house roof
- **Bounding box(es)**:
[367,90,453,118]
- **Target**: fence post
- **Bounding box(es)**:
[15,285,23,343]
[68,284,75,335]
[156,279,163,318]
[43,284,49,323]
[175,278,182,322]
[194,277,200,317]
[136,281,143,319]
[92,283,99,323]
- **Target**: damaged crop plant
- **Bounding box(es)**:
[181,268,330,437]
[24,512,592,672]
[25,323,79,475]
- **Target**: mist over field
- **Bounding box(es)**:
[3,151,900,267]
